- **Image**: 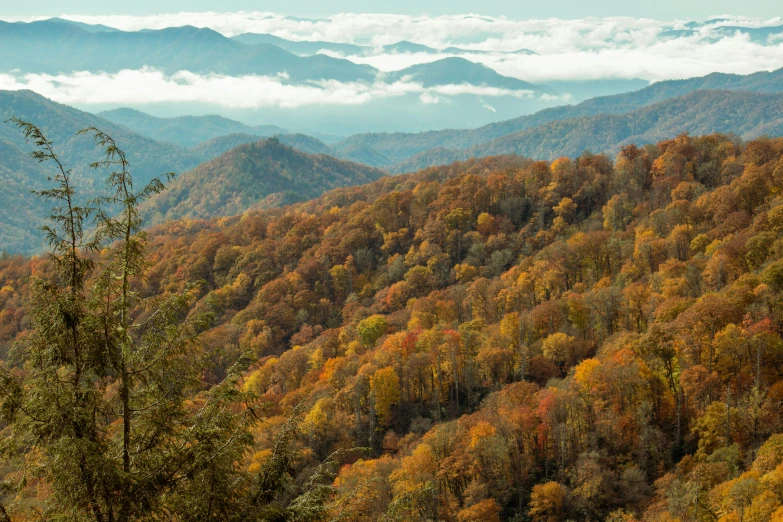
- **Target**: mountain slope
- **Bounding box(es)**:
[386,57,540,91]
[232,33,367,55]
[0,21,377,81]
[334,66,783,166]
[98,108,288,147]
[142,138,387,223]
[0,140,51,253]
[392,89,783,171]
[0,90,202,186]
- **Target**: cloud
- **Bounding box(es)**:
[5,12,783,83]
[0,69,539,109]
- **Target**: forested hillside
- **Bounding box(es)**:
[0,90,201,186]
[141,137,387,224]
[0,90,206,252]
[0,92,353,253]
[2,130,783,520]
[392,90,783,172]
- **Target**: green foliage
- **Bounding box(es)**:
[0,121,338,522]
[142,138,386,225]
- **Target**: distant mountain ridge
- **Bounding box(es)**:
[385,57,541,91]
[0,21,377,82]
[332,66,783,167]
[391,90,783,172]
[0,89,391,253]
[230,33,537,57]
[98,108,289,147]
[0,20,544,93]
[0,91,337,253]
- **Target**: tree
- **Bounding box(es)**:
[529,482,567,522]
[357,314,388,348]
[371,367,401,428]
[541,332,577,369]
[0,121,336,522]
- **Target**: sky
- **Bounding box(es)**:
[1,0,781,20]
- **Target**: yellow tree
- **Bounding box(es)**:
[371,367,401,428]
[529,481,567,522]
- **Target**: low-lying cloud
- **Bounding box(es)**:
[0,69,539,109]
[9,13,783,83]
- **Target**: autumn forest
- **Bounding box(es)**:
[0,114,782,522]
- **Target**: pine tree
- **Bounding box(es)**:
[0,120,339,522]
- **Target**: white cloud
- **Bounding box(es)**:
[0,69,538,109]
[4,12,783,83]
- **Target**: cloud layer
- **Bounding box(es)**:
[0,69,539,109]
[8,12,782,83]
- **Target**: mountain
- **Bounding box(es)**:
[0,20,546,92]
[229,35,537,58]
[231,33,367,55]
[0,90,214,253]
[0,140,51,253]
[0,91,202,187]
[275,133,335,155]
[0,90,400,253]
[142,137,386,223]
[188,133,264,158]
[0,21,377,81]
[392,89,783,171]
[660,23,783,44]
[333,66,783,166]
[382,41,439,54]
[43,17,120,33]
[98,108,288,147]
[546,78,650,102]
[385,57,541,91]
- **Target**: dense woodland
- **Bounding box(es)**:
[141,138,386,224]
[1,127,783,521]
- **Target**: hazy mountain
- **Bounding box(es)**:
[391,90,783,171]
[0,90,391,253]
[660,23,783,44]
[231,33,367,55]
[0,21,377,81]
[142,138,387,224]
[382,41,439,54]
[98,108,288,147]
[276,133,335,155]
[385,57,541,91]
[189,133,264,158]
[546,78,650,103]
[0,20,570,135]
[0,140,51,253]
[0,90,203,187]
[0,20,547,92]
[0,90,215,253]
[229,35,537,57]
[43,17,119,33]
[333,66,783,166]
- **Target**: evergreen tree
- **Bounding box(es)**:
[0,121,337,521]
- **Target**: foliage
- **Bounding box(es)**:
[2,132,783,520]
[0,122,338,521]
